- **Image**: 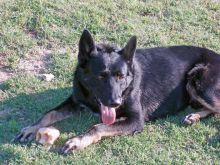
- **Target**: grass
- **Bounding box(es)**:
[1,0,220,164]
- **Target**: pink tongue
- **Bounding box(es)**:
[100,103,116,125]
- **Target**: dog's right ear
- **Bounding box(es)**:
[78,29,96,65]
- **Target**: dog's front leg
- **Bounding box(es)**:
[61,116,144,154]
[14,96,80,142]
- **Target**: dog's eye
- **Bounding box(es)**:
[116,72,124,80]
[98,72,108,80]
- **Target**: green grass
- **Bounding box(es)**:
[1,0,220,164]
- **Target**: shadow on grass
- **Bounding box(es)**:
[1,86,220,161]
[0,87,99,158]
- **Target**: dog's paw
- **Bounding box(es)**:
[61,137,85,154]
[182,113,200,125]
[14,126,38,143]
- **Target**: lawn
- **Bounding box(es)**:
[1,0,220,164]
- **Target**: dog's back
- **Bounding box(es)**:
[133,46,218,120]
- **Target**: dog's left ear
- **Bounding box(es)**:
[120,36,137,63]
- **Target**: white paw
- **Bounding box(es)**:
[183,113,200,125]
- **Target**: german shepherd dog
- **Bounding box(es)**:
[15,30,220,154]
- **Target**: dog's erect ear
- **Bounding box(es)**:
[78,29,96,62]
[120,36,137,63]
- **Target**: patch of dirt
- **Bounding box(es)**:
[17,48,52,74]
[0,53,13,83]
[0,68,13,83]
[0,47,53,84]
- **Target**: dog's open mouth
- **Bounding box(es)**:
[100,103,116,125]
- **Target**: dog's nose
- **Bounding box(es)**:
[108,98,121,107]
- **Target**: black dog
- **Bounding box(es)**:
[15,30,220,153]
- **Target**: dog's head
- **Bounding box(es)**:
[187,62,220,113]
[76,30,136,124]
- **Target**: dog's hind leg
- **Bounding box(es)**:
[14,96,80,143]
[182,109,213,125]
[61,117,144,154]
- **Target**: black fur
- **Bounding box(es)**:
[15,30,220,152]
[73,30,220,122]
